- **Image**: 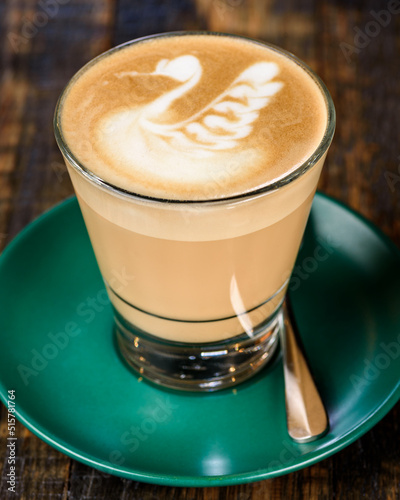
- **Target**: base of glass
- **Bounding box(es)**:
[115,309,281,392]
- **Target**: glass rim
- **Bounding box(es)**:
[54,31,336,205]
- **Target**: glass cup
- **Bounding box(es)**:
[54,32,335,391]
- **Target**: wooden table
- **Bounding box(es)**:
[1,1,399,498]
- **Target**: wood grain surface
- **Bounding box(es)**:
[0,0,399,498]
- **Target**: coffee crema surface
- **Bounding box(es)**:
[60,34,327,200]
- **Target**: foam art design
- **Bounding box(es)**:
[96,55,283,187]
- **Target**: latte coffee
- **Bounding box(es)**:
[55,33,334,389]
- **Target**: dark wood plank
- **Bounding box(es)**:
[113,0,205,46]
[0,0,115,243]
[0,0,399,498]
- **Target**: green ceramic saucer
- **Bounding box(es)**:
[0,193,399,487]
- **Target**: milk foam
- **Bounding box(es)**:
[61,34,328,200]
[95,56,283,189]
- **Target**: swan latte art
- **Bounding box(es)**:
[55,33,334,388]
[61,34,327,200]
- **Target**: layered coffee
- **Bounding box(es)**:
[57,33,330,343]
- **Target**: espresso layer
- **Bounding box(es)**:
[60,34,327,200]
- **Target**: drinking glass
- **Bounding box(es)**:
[54,32,335,391]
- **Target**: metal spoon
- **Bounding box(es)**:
[280,300,329,443]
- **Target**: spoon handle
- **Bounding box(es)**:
[281,300,329,443]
